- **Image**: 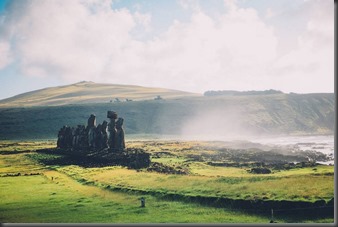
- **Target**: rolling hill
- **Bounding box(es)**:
[0,84,334,140]
[0,81,201,107]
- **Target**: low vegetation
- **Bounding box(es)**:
[0,140,334,223]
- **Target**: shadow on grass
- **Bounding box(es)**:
[29,147,150,169]
[99,181,334,223]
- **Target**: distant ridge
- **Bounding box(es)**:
[204,89,284,96]
[0,81,201,107]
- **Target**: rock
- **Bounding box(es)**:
[115,117,125,151]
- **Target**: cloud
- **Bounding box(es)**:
[0,0,334,93]
[0,40,12,69]
[136,5,278,92]
[223,0,238,12]
[1,0,144,80]
[270,0,334,93]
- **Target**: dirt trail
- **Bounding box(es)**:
[43,170,139,205]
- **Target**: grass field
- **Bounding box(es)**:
[0,140,334,223]
[1,171,271,223]
[56,163,333,202]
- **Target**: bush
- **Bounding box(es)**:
[249,167,271,174]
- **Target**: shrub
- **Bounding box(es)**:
[249,167,271,174]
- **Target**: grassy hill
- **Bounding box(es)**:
[0,92,334,140]
[0,81,201,107]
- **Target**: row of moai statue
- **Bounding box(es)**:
[57,111,125,152]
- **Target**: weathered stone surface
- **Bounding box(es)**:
[55,111,143,168]
[57,111,126,153]
[107,111,117,150]
[115,117,125,151]
[87,114,96,128]
[87,114,97,148]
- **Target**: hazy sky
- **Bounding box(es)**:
[0,0,334,99]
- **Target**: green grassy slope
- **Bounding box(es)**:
[0,141,334,223]
[0,81,200,107]
[0,152,272,223]
[0,93,334,140]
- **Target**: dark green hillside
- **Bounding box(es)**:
[0,93,334,140]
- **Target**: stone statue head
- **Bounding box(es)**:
[116,117,124,129]
[107,111,117,119]
[87,114,96,128]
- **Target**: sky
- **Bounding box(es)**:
[0,0,334,99]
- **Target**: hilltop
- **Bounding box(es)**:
[0,81,201,107]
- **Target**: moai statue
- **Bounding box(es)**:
[115,117,125,151]
[72,125,82,148]
[107,111,117,150]
[64,126,73,148]
[95,123,103,150]
[87,114,96,128]
[87,114,97,149]
[63,126,68,148]
[57,126,66,148]
[72,126,79,148]
[101,120,108,149]
[78,125,87,148]
[69,127,75,148]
